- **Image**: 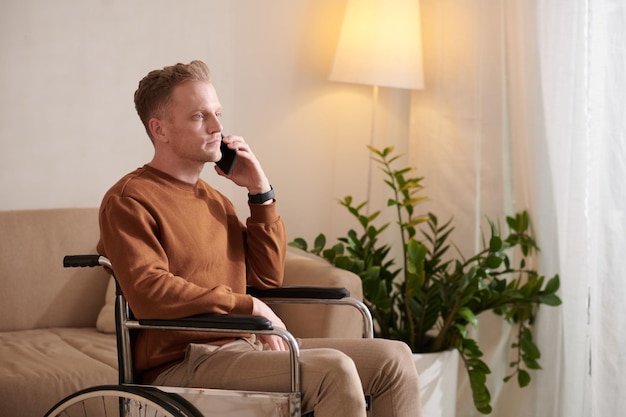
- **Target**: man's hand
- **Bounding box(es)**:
[215,135,271,195]
[252,297,289,351]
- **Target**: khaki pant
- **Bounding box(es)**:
[153,337,422,417]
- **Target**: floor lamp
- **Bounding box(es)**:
[329,0,425,203]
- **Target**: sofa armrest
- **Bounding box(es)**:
[276,247,365,339]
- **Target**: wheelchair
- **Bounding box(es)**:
[45,254,374,417]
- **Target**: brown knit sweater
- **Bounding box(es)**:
[96,165,286,381]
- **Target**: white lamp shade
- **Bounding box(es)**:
[329,0,424,90]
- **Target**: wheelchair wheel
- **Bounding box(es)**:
[45,384,203,417]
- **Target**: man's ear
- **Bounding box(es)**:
[148,118,167,143]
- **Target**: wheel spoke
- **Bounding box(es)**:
[45,385,201,417]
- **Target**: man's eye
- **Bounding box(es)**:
[193,113,206,120]
[215,112,223,119]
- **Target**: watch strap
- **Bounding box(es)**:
[248,186,275,204]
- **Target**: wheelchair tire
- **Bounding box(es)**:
[44,384,203,417]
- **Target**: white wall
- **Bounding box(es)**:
[0,0,412,243]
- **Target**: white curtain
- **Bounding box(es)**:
[409,0,626,416]
[539,1,626,416]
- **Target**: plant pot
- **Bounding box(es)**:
[413,349,459,417]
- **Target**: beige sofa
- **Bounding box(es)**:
[0,208,364,417]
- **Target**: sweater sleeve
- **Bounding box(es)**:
[97,195,254,319]
[245,200,287,289]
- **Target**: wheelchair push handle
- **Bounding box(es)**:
[63,254,111,269]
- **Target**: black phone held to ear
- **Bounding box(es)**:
[216,134,237,175]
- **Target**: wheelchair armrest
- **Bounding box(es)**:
[247,286,350,300]
[137,314,273,331]
[247,286,374,339]
[138,313,273,331]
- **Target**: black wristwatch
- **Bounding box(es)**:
[248,186,275,204]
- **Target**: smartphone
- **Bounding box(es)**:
[216,134,238,175]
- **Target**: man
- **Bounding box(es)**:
[97,60,422,417]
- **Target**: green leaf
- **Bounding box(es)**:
[517,369,531,387]
[468,366,492,413]
[313,234,326,254]
[489,236,503,252]
[406,216,430,228]
[406,240,427,291]
[288,238,308,251]
[363,277,385,302]
[466,357,491,374]
[520,332,541,359]
[462,338,483,357]
[485,255,503,269]
[454,323,468,338]
[322,249,336,262]
[334,255,355,271]
[538,294,562,306]
[405,196,428,207]
[522,356,542,370]
[354,215,366,229]
[458,307,478,328]
[544,274,560,294]
[331,243,345,255]
[395,167,412,176]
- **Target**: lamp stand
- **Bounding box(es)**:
[366,84,379,213]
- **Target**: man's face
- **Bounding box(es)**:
[158,80,223,164]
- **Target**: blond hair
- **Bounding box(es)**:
[134,60,211,140]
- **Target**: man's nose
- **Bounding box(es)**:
[207,115,222,133]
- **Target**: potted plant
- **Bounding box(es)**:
[290,146,561,414]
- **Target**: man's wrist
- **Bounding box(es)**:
[248,186,275,204]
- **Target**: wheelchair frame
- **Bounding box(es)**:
[45,254,374,417]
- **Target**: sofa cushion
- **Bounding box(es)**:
[0,327,117,416]
[96,276,116,333]
[0,208,110,331]
[274,248,365,339]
